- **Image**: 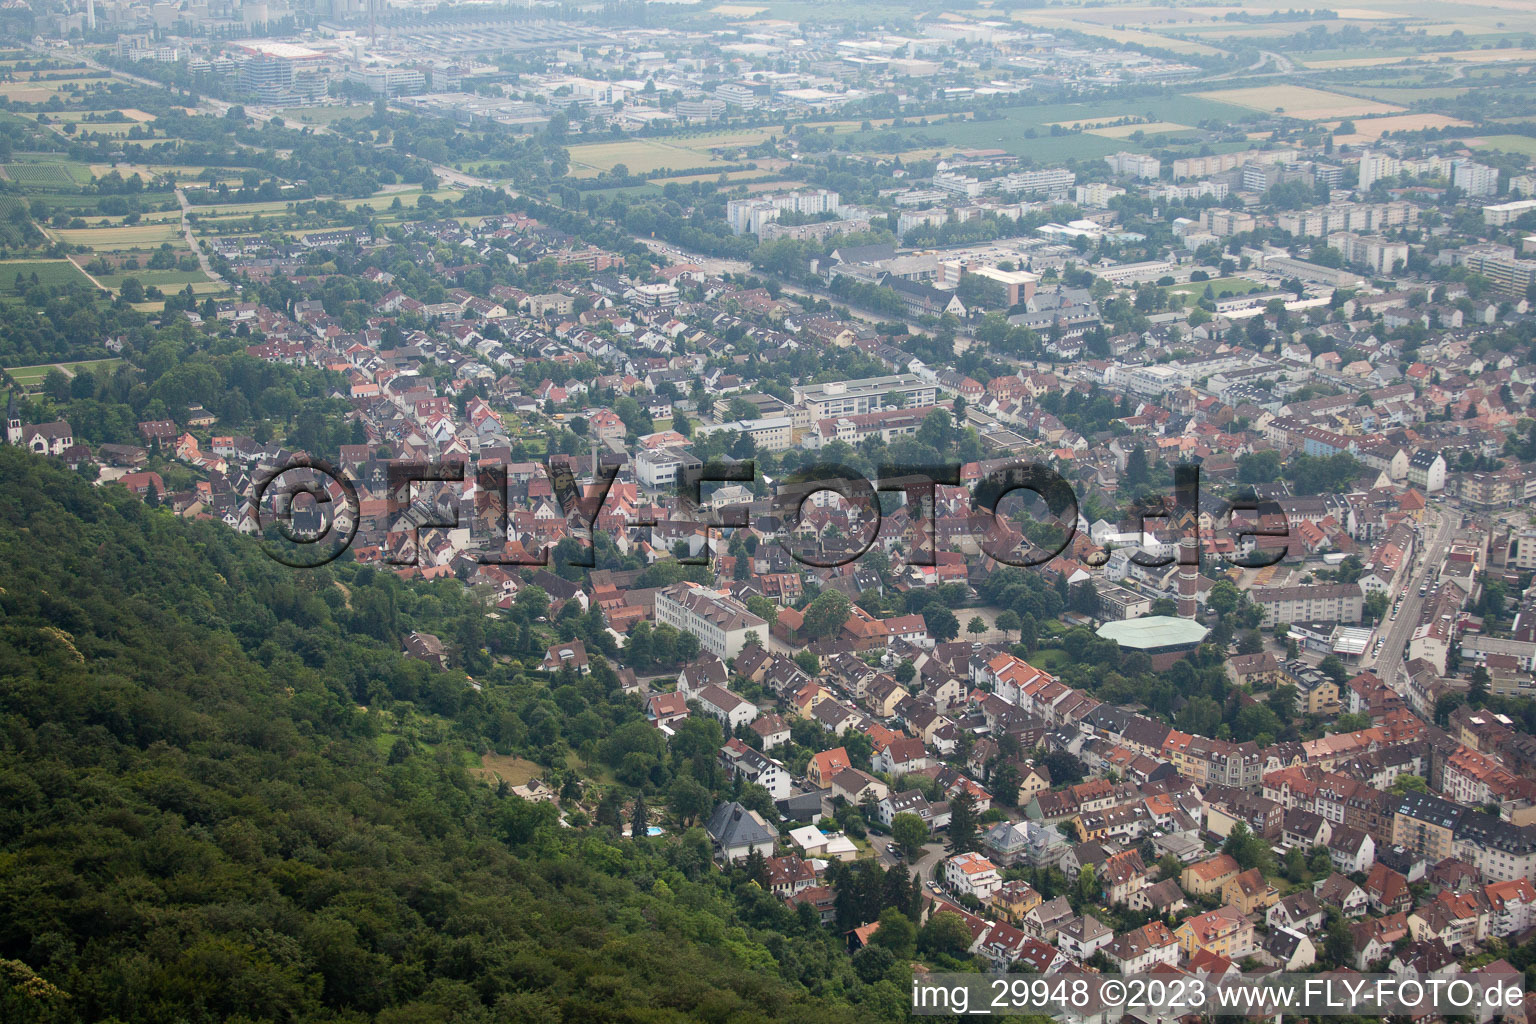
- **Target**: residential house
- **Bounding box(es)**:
[1314,873,1370,917]
[1260,927,1316,970]
[719,738,791,800]
[705,801,778,863]
[1223,867,1280,915]
[1176,905,1255,959]
[1181,853,1241,896]
[945,851,1002,900]
[1056,915,1115,961]
[1267,891,1326,934]
[1106,921,1180,974]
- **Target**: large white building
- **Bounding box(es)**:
[635,447,702,492]
[792,375,937,422]
[1329,232,1408,274]
[1106,151,1160,180]
[1106,363,1190,399]
[1484,199,1536,227]
[726,189,841,235]
[998,167,1076,196]
[1357,151,1401,192]
[654,583,768,660]
[1454,160,1500,198]
[692,416,793,452]
[1251,583,1365,627]
[1278,201,1415,237]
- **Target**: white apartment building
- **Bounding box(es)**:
[1484,199,1536,227]
[695,684,759,732]
[792,375,937,421]
[1074,182,1126,208]
[1251,583,1365,627]
[1107,363,1191,399]
[726,189,841,235]
[1278,201,1415,237]
[1106,151,1160,180]
[932,172,985,199]
[997,167,1075,196]
[720,739,791,800]
[1329,232,1408,274]
[1454,160,1500,198]
[654,583,768,661]
[693,416,794,452]
[1357,151,1401,192]
[945,851,1002,900]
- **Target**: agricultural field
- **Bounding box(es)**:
[2,161,88,187]
[1088,121,1196,139]
[1194,85,1405,119]
[0,76,111,103]
[93,269,213,290]
[87,163,226,182]
[567,131,779,177]
[835,94,1258,162]
[1346,85,1472,103]
[0,258,98,294]
[1001,11,1228,56]
[1327,113,1473,143]
[1303,46,1536,68]
[51,221,185,250]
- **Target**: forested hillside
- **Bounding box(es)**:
[0,447,912,1024]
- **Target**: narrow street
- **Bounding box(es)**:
[1369,510,1455,690]
[176,188,221,283]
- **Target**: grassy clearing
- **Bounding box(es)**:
[1470,134,1536,157]
[8,356,120,385]
[1025,648,1071,672]
[471,752,543,788]
[275,104,373,124]
[1163,275,1266,299]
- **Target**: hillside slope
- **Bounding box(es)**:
[0,448,887,1024]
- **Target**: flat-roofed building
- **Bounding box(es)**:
[792,374,937,421]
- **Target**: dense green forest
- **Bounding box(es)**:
[0,447,928,1024]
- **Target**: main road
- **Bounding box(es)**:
[1368,509,1457,689]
